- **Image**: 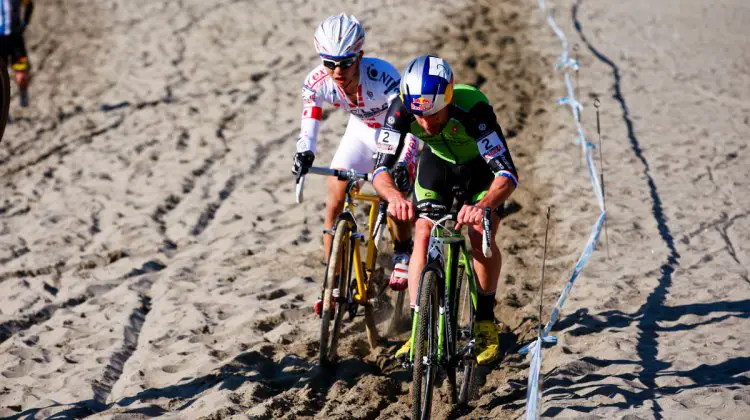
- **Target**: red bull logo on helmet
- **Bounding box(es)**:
[411,96,434,112]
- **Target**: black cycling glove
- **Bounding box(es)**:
[292,151,315,176]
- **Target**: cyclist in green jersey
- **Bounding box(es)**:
[372,55,518,365]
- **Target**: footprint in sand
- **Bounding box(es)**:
[161,364,181,374]
[256,289,287,301]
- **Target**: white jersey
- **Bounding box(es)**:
[296,57,401,154]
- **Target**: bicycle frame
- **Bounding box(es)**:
[410,220,480,365]
[330,179,394,306]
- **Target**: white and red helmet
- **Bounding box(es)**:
[313,13,365,59]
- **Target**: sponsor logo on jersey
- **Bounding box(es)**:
[483,145,506,160]
[400,135,419,180]
[412,97,434,112]
[385,80,400,95]
[306,68,328,88]
[501,155,512,169]
[367,66,379,81]
[387,116,395,125]
[478,123,487,131]
[351,103,389,119]
[302,86,317,104]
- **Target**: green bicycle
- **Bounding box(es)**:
[409,202,493,420]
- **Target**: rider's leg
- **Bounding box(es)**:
[323,174,348,262]
[10,33,30,89]
[394,216,430,359]
[464,157,505,365]
[324,115,373,261]
[468,210,503,365]
[388,212,412,290]
[467,210,502,319]
[407,218,432,307]
[11,58,29,89]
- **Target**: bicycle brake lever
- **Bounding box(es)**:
[482,207,492,258]
[295,174,305,204]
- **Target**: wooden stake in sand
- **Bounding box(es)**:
[573,43,583,122]
[538,207,551,339]
[530,206,552,419]
[594,97,610,259]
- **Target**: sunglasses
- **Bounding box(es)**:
[321,56,358,70]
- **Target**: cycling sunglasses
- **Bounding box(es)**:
[321,56,358,70]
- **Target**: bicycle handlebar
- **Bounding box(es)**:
[416,205,493,258]
[295,167,373,204]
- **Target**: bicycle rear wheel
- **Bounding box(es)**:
[319,218,353,367]
[0,59,9,142]
[411,269,439,420]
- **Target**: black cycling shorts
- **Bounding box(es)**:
[0,33,29,67]
[413,147,502,214]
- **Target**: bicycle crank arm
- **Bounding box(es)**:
[455,339,476,358]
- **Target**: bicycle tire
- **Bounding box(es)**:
[455,263,476,405]
[363,264,380,349]
[411,269,439,420]
[319,218,353,367]
[0,59,10,143]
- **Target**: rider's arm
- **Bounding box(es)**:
[296,68,328,154]
[475,176,515,210]
[372,96,413,202]
[471,102,519,208]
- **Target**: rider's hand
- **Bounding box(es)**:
[387,196,414,222]
[456,204,484,229]
[292,151,315,176]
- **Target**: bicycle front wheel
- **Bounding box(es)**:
[454,263,476,405]
[319,218,353,367]
[411,269,440,420]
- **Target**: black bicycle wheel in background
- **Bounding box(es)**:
[0,59,10,143]
[319,218,354,367]
[411,269,440,420]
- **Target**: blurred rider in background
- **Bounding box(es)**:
[292,13,417,315]
[0,0,34,107]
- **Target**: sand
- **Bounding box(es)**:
[0,0,748,418]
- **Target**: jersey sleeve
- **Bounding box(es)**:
[373,96,413,178]
[470,102,519,187]
[296,68,327,154]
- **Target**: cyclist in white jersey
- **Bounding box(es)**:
[292,14,416,313]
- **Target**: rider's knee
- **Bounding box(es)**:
[414,219,432,243]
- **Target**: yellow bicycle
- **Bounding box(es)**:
[296,167,406,366]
